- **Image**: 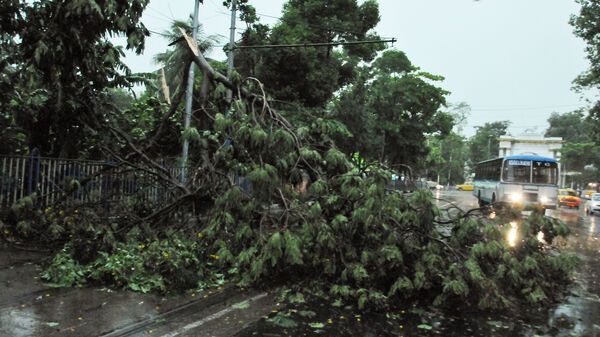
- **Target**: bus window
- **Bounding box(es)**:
[503,160,531,183]
[532,161,558,184]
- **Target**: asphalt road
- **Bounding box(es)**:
[438,189,600,337]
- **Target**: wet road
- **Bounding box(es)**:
[0,246,279,337]
[435,189,600,337]
[1,190,599,336]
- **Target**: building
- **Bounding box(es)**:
[498,134,566,186]
[498,134,563,159]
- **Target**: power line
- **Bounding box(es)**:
[148,29,172,39]
[233,38,396,50]
[470,104,587,112]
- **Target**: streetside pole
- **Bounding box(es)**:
[181,0,201,183]
[226,0,237,110]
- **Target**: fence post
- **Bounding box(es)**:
[27,148,41,197]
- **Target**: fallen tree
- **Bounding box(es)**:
[3,30,577,314]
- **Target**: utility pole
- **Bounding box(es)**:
[447,153,452,188]
[181,0,201,182]
[226,0,236,107]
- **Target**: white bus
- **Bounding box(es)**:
[473,155,559,210]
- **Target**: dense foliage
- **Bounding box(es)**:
[13,167,576,312]
[545,110,600,185]
[0,0,150,157]
[571,0,600,144]
[236,0,384,108]
[468,121,510,165]
[0,0,579,318]
[332,50,452,169]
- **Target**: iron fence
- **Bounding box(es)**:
[0,150,182,211]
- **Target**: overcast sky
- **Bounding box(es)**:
[120,0,594,138]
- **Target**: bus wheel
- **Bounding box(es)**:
[478,192,485,207]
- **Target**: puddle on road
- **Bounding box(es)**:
[233,299,552,337]
[0,305,41,337]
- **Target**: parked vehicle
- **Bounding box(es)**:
[558,188,580,208]
[585,193,600,215]
[456,182,474,191]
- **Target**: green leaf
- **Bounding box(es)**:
[331,299,344,307]
[232,301,250,309]
[417,324,433,330]
[250,127,268,148]
[182,127,202,143]
[298,310,316,318]
[266,232,283,266]
[358,293,368,310]
[465,258,484,283]
[388,276,413,296]
[352,264,369,282]
[288,292,305,303]
[283,231,303,265]
[267,313,297,328]
[527,287,547,303]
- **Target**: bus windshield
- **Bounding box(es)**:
[502,159,558,184]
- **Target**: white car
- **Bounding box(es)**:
[584,193,600,215]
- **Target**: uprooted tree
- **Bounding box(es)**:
[20,29,576,313]
[1,0,577,314]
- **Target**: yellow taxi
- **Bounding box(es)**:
[558,188,580,209]
[456,182,474,191]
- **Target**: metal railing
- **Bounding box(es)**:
[0,150,182,211]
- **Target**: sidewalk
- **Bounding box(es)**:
[0,242,279,337]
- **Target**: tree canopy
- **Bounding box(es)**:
[570,0,600,143]
[236,0,385,108]
[0,0,150,157]
[545,110,600,184]
[333,50,452,169]
[468,121,510,165]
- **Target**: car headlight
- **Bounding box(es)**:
[508,193,522,202]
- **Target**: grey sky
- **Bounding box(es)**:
[122,0,593,138]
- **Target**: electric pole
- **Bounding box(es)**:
[181,0,200,182]
[226,0,236,106]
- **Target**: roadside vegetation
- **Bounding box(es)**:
[1,0,597,318]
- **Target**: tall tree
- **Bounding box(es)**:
[447,102,471,135]
[545,110,592,142]
[570,0,600,142]
[545,110,599,184]
[333,50,453,168]
[0,0,150,157]
[422,133,468,184]
[237,0,385,108]
[468,121,510,164]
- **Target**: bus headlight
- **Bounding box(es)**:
[539,196,550,204]
[508,193,523,202]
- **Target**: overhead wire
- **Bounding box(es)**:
[470,104,587,112]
